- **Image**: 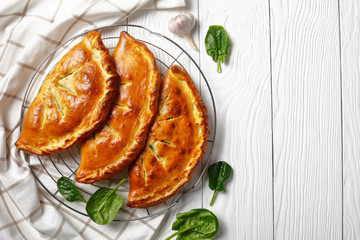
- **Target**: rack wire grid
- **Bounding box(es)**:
[19,24,217,221]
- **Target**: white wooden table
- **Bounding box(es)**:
[127,0,360,239]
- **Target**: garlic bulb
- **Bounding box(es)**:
[168,12,198,51]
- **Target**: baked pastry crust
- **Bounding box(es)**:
[76,31,161,183]
[127,65,209,208]
[15,31,118,156]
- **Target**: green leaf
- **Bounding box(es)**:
[208,161,232,206]
[165,208,219,240]
[57,177,87,203]
[86,178,126,225]
[205,25,230,73]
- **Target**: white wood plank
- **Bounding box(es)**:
[270,0,342,239]
[340,0,360,239]
[199,0,273,239]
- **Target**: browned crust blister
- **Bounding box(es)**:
[76,31,161,184]
[127,65,209,208]
[15,31,118,156]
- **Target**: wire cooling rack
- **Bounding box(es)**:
[19,24,217,221]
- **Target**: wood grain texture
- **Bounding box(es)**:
[199,0,273,239]
[124,0,357,239]
[340,0,360,239]
[270,0,342,239]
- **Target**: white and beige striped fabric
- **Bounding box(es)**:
[0,0,185,239]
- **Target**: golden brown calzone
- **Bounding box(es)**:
[76,31,161,183]
[15,31,118,156]
[127,65,209,208]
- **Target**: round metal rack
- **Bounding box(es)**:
[19,24,217,221]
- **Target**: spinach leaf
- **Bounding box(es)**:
[85,178,126,225]
[57,177,87,203]
[205,25,230,73]
[208,161,232,206]
[165,208,219,240]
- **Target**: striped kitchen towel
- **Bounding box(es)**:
[0,0,185,239]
